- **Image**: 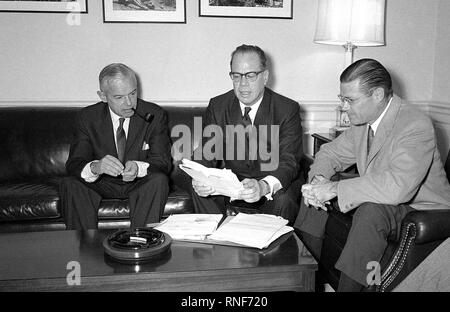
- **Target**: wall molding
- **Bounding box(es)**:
[0,98,442,112]
[0,99,210,108]
[428,101,450,127]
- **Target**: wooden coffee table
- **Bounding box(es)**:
[0,229,317,292]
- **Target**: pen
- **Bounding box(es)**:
[217,214,228,228]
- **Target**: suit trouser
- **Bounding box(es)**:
[60,173,169,230]
[294,201,413,286]
[189,177,303,225]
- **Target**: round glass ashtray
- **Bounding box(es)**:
[103,227,172,264]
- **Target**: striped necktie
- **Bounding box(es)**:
[242,107,255,163]
[242,107,252,127]
[367,125,374,155]
[116,117,126,163]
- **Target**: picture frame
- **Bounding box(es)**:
[103,0,186,23]
[199,0,293,19]
[0,0,88,14]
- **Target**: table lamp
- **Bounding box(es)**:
[314,0,386,133]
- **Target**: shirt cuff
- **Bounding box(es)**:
[262,176,282,201]
[81,161,100,183]
[134,161,149,178]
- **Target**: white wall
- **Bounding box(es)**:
[0,0,440,102]
[0,0,447,154]
[433,0,450,102]
[430,0,450,159]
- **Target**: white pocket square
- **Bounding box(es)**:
[142,142,150,150]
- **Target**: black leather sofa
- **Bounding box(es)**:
[297,150,450,292]
[0,106,206,233]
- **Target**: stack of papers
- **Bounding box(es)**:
[179,158,244,199]
[155,214,223,240]
[208,213,293,249]
[155,213,294,250]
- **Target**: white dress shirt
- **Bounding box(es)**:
[369,96,393,134]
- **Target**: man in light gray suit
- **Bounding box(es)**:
[295,58,450,291]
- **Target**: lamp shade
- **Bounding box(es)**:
[314,0,386,47]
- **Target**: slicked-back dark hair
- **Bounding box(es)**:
[340,58,393,99]
[230,44,268,70]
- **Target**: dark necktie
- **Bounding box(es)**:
[367,125,374,155]
[116,118,126,163]
[242,107,254,163]
[242,107,252,127]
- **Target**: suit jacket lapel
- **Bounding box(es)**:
[230,96,243,124]
[366,95,402,166]
[125,101,147,158]
[254,88,271,126]
[355,125,369,175]
[101,104,118,158]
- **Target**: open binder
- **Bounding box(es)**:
[155,213,293,250]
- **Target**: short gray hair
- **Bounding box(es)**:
[99,63,137,91]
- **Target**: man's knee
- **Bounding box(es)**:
[60,176,87,190]
[273,191,294,208]
[272,191,300,222]
[142,172,169,188]
[150,172,169,184]
[352,202,390,230]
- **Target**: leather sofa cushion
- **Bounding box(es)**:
[0,181,193,222]
[163,187,194,216]
[97,187,193,219]
[0,182,60,221]
[98,199,129,219]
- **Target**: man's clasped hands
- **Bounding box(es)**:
[301,175,339,211]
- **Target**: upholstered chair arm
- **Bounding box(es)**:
[379,209,450,291]
[402,209,450,244]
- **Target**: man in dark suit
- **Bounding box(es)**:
[189,44,304,224]
[61,63,171,230]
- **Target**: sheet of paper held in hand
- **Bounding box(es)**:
[179,158,244,200]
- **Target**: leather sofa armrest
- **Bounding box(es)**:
[403,209,450,244]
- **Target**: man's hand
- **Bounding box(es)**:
[302,175,330,209]
[302,181,338,211]
[122,161,138,182]
[91,155,124,177]
[239,179,269,203]
[310,174,329,185]
[192,179,215,197]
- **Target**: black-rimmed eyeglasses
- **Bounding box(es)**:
[229,70,265,83]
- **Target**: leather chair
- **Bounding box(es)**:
[296,150,450,291]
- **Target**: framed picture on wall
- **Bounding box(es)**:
[103,0,186,23]
[199,0,293,19]
[0,0,88,13]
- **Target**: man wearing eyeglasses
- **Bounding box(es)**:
[294,58,450,291]
[189,44,304,225]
